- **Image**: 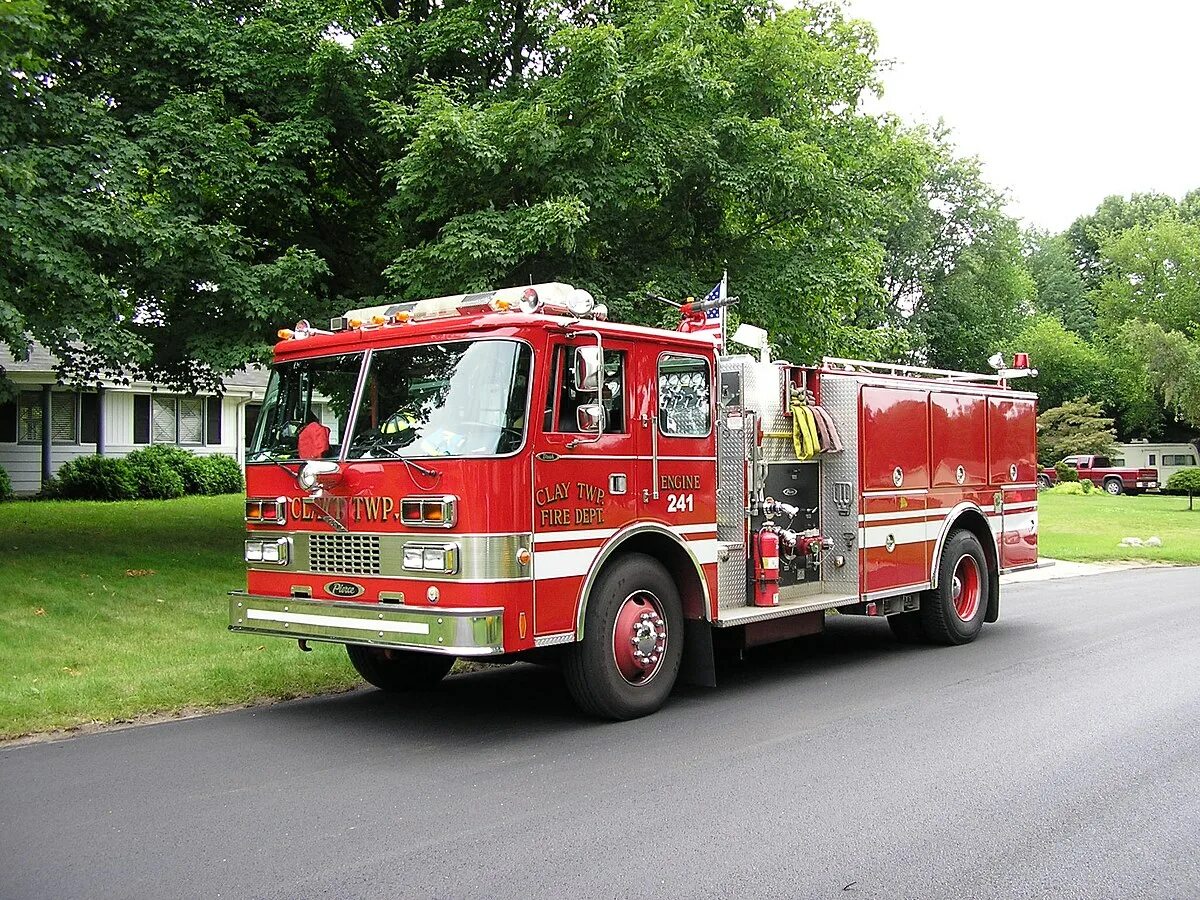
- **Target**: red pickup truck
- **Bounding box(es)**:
[1039,454,1159,495]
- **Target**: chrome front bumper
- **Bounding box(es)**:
[228,593,504,656]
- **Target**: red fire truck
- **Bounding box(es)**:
[232,282,1039,719]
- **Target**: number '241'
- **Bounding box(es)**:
[666,493,694,513]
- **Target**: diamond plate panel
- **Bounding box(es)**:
[717,543,748,610]
[817,372,861,595]
[716,357,752,609]
[740,360,798,463]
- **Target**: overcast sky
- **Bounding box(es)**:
[845,0,1200,232]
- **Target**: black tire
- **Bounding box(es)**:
[562,552,684,720]
[1103,477,1123,495]
[346,644,455,692]
[888,611,925,643]
[1036,474,1051,491]
[919,530,989,646]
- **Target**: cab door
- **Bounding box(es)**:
[530,337,637,636]
[635,350,719,613]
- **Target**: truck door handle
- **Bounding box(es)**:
[609,473,627,495]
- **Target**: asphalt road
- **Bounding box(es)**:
[3,568,1198,900]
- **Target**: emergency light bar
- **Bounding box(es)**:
[322,283,606,335]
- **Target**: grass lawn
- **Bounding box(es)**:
[1038,491,1200,565]
[0,495,360,740]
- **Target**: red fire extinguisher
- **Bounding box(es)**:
[753,528,781,607]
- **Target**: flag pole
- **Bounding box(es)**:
[720,269,728,355]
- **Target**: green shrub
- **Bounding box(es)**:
[1079,477,1094,494]
[126,445,196,498]
[1166,467,1200,509]
[200,454,244,495]
[181,454,243,495]
[0,464,14,501]
[1054,461,1079,483]
[129,456,186,499]
[1047,482,1086,496]
[48,456,138,501]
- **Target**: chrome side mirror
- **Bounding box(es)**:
[575,404,605,434]
[299,459,341,495]
[573,346,602,393]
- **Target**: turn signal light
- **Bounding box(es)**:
[399,496,458,528]
[245,498,286,524]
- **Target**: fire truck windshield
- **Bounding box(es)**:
[249,352,363,462]
[346,340,532,459]
[250,341,532,462]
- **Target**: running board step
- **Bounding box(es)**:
[713,593,855,627]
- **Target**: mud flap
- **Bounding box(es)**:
[678,618,717,687]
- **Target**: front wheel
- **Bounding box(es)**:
[346,645,455,692]
[1036,474,1051,490]
[563,553,684,720]
[919,530,989,645]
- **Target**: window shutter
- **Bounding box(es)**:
[178,397,203,444]
[19,392,42,443]
[0,399,16,443]
[152,396,178,443]
[81,393,99,443]
[134,395,151,444]
[50,393,77,443]
[206,396,222,445]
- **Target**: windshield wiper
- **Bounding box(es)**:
[352,441,441,481]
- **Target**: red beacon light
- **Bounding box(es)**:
[1012,352,1030,369]
[520,287,542,314]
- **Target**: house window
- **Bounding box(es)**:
[138,395,220,446]
[16,391,78,444]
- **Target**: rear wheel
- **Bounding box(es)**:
[346,645,455,692]
[919,530,989,645]
[563,553,684,720]
[1104,477,1124,495]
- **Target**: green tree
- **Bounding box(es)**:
[879,127,1033,371]
[1036,397,1115,465]
[3,0,929,384]
[1121,321,1200,428]
[375,0,929,363]
[1097,217,1200,338]
[1024,230,1094,337]
[1166,468,1200,510]
[1065,192,1178,289]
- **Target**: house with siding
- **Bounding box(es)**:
[1,344,269,495]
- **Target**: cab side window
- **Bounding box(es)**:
[658,354,711,437]
[544,346,627,434]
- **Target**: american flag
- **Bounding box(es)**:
[695,273,727,350]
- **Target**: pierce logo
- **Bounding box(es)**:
[325,581,364,599]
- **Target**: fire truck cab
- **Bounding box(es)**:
[232,282,1039,719]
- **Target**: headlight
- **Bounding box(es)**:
[245,538,289,566]
[402,542,459,574]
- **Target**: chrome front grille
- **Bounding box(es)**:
[308,534,382,576]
